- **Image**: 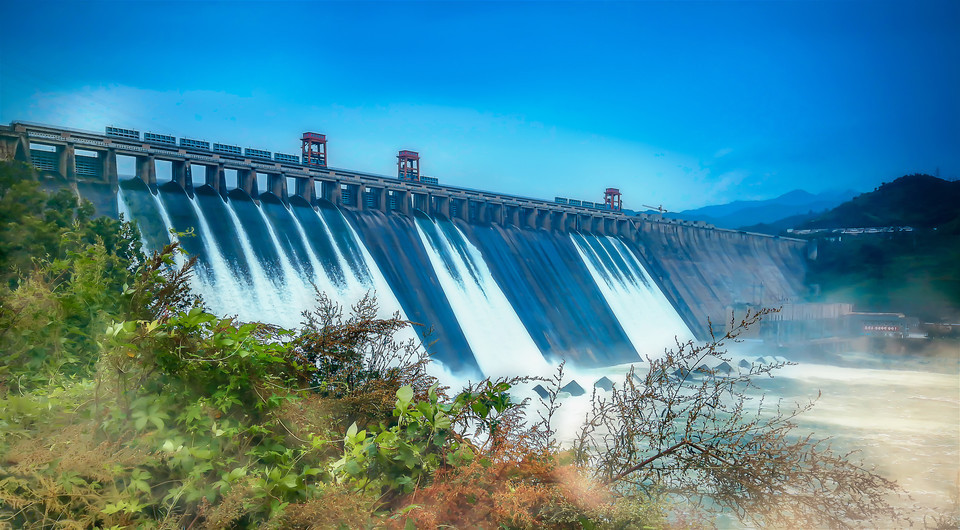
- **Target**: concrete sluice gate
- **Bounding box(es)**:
[2,122,810,381]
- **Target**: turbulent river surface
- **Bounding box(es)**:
[771,347,960,520]
[547,345,960,525]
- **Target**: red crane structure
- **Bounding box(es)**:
[604,187,623,210]
[397,150,420,181]
[301,132,327,168]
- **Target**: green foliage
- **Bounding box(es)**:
[808,230,960,321]
[793,173,960,320]
[332,384,469,500]
[2,298,323,527]
[291,291,436,432]
[0,162,913,528]
[0,161,141,290]
[0,161,145,392]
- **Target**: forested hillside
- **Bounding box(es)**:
[799,174,960,322]
[800,174,960,231]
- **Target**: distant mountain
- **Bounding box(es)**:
[799,174,960,232]
[737,212,823,236]
[666,189,858,229]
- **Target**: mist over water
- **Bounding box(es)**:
[772,349,960,516]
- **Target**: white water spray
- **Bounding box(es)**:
[116,187,150,253]
[573,234,694,360]
[184,196,257,321]
[254,205,316,327]
[222,201,296,326]
[284,207,343,301]
[415,218,552,378]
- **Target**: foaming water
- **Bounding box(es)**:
[254,205,316,328]
[149,192,186,268]
[533,348,959,522]
[767,353,959,515]
[285,205,343,300]
[184,195,253,320]
[572,234,694,360]
[222,200,292,325]
[414,217,553,378]
[116,188,150,253]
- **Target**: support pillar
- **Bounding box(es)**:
[239,169,257,196]
[267,173,286,198]
[136,155,157,187]
[59,144,76,180]
[329,181,342,204]
[538,209,552,231]
[431,194,450,217]
[171,160,189,189]
[296,177,315,203]
[355,184,366,210]
[1,134,25,162]
[15,133,32,165]
[103,149,119,190]
[205,165,226,193]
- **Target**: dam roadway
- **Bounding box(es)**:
[0,120,813,339]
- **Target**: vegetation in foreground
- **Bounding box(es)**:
[0,160,936,528]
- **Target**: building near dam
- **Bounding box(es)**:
[1,121,819,377]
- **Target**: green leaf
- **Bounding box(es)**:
[344,460,363,476]
[434,412,451,430]
[471,401,489,418]
[346,422,358,441]
[396,385,414,406]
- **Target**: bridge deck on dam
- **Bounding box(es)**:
[1,120,814,340]
[3,121,649,235]
[1,121,803,241]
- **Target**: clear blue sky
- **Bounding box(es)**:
[1,1,957,210]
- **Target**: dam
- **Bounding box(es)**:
[0,121,811,377]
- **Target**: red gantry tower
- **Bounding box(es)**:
[397,150,420,181]
[604,187,622,210]
[301,132,327,167]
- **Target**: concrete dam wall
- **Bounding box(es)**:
[633,219,809,338]
[2,121,811,377]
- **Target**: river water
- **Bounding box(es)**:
[769,345,960,521]
[544,341,960,525]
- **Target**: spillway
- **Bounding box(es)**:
[3,121,813,378]
[116,178,738,379]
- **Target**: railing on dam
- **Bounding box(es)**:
[0,121,804,243]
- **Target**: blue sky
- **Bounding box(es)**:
[1,1,957,210]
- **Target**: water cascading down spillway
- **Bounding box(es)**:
[118,177,696,380]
